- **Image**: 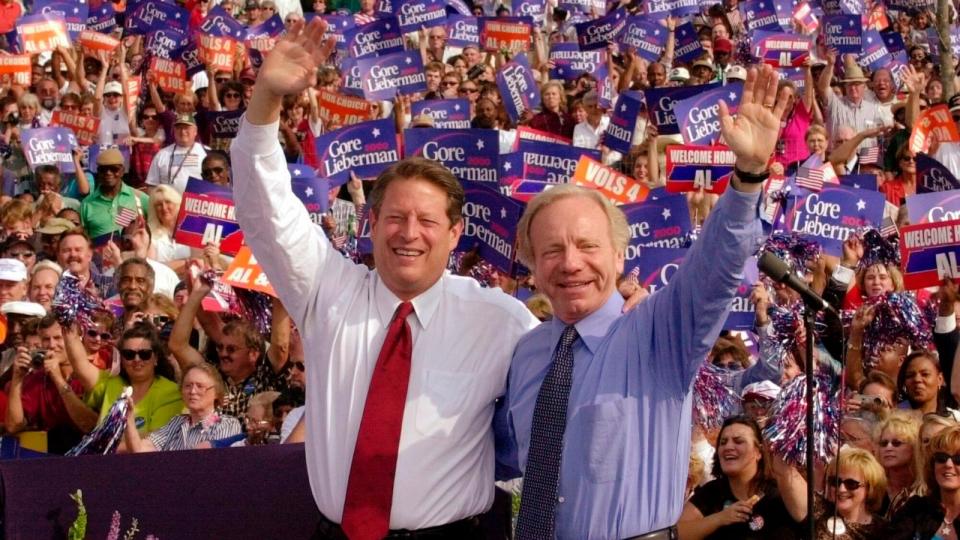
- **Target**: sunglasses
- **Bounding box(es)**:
[86,329,113,340]
[879,438,905,448]
[900,156,916,162]
[141,113,157,120]
[202,166,225,179]
[441,81,459,87]
[215,78,231,84]
[291,361,305,372]
[100,165,123,174]
[120,348,154,361]
[459,87,479,94]
[216,344,242,354]
[61,104,79,110]
[224,92,241,98]
[935,452,960,466]
[150,315,171,327]
[7,250,34,259]
[826,476,863,491]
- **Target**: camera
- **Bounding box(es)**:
[29,350,45,369]
[3,115,18,126]
[850,393,884,407]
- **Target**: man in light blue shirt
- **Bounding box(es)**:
[495,65,792,540]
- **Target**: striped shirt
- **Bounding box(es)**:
[147,412,242,451]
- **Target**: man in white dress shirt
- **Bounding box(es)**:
[230,20,538,540]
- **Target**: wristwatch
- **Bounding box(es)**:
[734,167,770,184]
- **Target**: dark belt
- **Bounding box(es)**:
[624,525,678,540]
[313,513,483,540]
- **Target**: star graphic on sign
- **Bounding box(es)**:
[654,29,660,36]
[500,207,507,219]
[504,161,512,171]
[73,7,79,13]
[848,19,855,27]
[866,36,873,43]
[174,12,181,18]
[305,186,314,197]
[853,183,861,188]
[477,139,485,149]
[729,92,737,101]
[856,199,866,211]
[528,92,536,99]
[454,104,461,111]
[404,56,412,64]
[662,208,671,220]
[372,128,381,137]
[293,168,302,176]
[385,22,391,29]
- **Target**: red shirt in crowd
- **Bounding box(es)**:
[529,110,576,140]
[0,0,23,34]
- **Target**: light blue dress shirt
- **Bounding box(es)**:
[495,186,764,539]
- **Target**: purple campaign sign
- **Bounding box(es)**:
[403,128,499,183]
[87,2,116,34]
[823,15,861,55]
[358,51,427,100]
[145,27,189,60]
[515,0,546,22]
[199,6,245,39]
[176,41,205,77]
[859,30,890,71]
[618,17,667,62]
[644,0,700,18]
[753,31,813,67]
[460,181,525,274]
[724,258,758,331]
[125,1,188,35]
[838,174,878,192]
[321,15,356,51]
[925,27,960,59]
[33,0,88,42]
[288,165,331,220]
[22,127,77,174]
[207,109,244,139]
[559,0,604,15]
[647,82,721,136]
[499,152,524,187]
[621,194,692,261]
[917,153,960,193]
[784,184,885,255]
[605,92,643,155]
[246,15,284,40]
[410,99,471,128]
[675,82,743,146]
[548,44,604,81]
[781,67,808,94]
[772,0,795,30]
[446,15,478,47]
[595,63,614,110]
[881,30,906,55]
[518,139,599,184]
[906,191,960,225]
[339,57,364,97]
[574,8,627,51]
[446,0,472,15]
[625,247,688,294]
[345,17,404,59]
[315,117,400,183]
[673,22,705,63]
[740,0,782,33]
[396,0,447,34]
[496,53,540,124]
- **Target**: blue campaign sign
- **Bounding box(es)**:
[518,139,599,184]
[446,0,472,15]
[33,0,88,41]
[345,16,404,59]
[784,184,885,255]
[724,257,758,330]
[339,57,364,97]
[881,30,906,55]
[674,83,743,146]
[314,117,400,183]
[772,0,794,30]
[411,99,471,128]
[496,53,541,124]
[145,27,189,60]
[499,152,524,187]
[403,128,499,183]
[605,92,643,155]
[918,153,960,193]
[515,0,546,22]
[396,0,447,34]
[559,0,604,15]
[460,181,526,274]
[548,44,604,81]
[358,50,427,100]
[619,17,667,62]
[906,191,960,225]
[625,247,688,294]
[446,15,478,47]
[87,3,115,34]
[740,0,782,33]
[199,6,245,39]
[246,15,284,41]
[753,31,813,67]
[900,220,960,290]
[860,30,890,71]
[644,0,700,18]
[21,127,77,174]
[838,174,878,192]
[176,41,205,76]
[207,109,244,139]
[664,145,736,194]
[621,195,692,261]
[288,165,330,224]
[823,15,861,55]
[174,178,244,255]
[321,15,356,51]
[125,1,188,35]
[575,8,627,51]
[646,82,721,136]
[673,22,705,63]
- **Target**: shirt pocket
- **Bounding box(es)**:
[572,400,627,484]
[415,369,475,438]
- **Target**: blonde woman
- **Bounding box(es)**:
[814,447,888,539]
[146,185,191,268]
[875,411,923,518]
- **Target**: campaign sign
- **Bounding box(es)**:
[644,0,700,17]
[886,0,934,12]
[618,17,667,62]
[460,181,525,274]
[345,17,404,59]
[33,0,88,42]
[625,247,688,294]
[125,1,188,35]
[515,0,546,22]
[199,34,238,73]
[403,128,499,183]
[315,117,400,183]
[410,99,471,129]
[784,184,885,255]
[724,258,759,330]
[574,8,627,52]
[674,83,743,146]
[223,246,277,297]
[79,29,120,53]
[51,110,99,145]
[496,54,540,124]
[478,17,533,53]
[150,57,189,95]
[396,0,446,34]
[899,220,960,289]
[664,144,735,194]
[0,56,32,87]
[446,15,479,47]
[245,15,284,55]
[910,105,960,154]
[321,15,356,51]
[881,29,905,54]
[207,110,244,139]
[773,0,796,30]
[446,0,472,15]
[905,191,960,225]
[780,67,808,93]
[87,2,116,34]
[605,93,643,155]
[823,15,862,54]
[358,51,427,100]
[559,0,604,15]
[176,42,205,77]
[646,82,720,136]
[917,153,960,193]
[174,178,244,255]
[859,30,890,71]
[572,156,650,205]
[621,195,692,260]
[145,27,188,60]
[317,90,376,127]
[289,166,331,225]
[518,139,598,184]
[753,31,813,67]
[21,127,77,174]
[741,0,783,33]
[339,57,364,97]
[507,179,552,201]
[673,22,705,63]
[548,44,604,81]
[199,6,245,39]
[17,13,70,54]
[838,174,878,192]
[515,126,571,146]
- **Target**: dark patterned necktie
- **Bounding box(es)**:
[516,325,579,540]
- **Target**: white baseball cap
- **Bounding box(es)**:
[0,258,26,283]
[103,81,123,96]
[668,67,689,82]
[741,381,781,402]
[1,301,46,317]
[725,65,748,82]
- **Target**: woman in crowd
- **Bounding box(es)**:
[921,412,960,450]
[677,416,805,539]
[880,146,918,205]
[898,352,955,415]
[527,81,575,139]
[123,362,241,452]
[874,412,923,518]
[129,104,165,188]
[81,310,116,372]
[805,124,829,163]
[890,426,960,538]
[64,323,182,436]
[774,63,817,175]
[812,447,888,538]
[147,185,192,267]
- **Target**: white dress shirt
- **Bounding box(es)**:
[231,119,539,529]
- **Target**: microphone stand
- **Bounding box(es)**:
[802,300,823,540]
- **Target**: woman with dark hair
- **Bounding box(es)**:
[677,416,806,539]
[879,146,917,205]
[897,351,956,415]
[889,426,960,539]
[63,322,182,436]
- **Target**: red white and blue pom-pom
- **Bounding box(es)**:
[760,232,822,275]
[693,362,743,430]
[66,387,132,456]
[52,272,104,331]
[763,368,841,466]
[862,292,933,366]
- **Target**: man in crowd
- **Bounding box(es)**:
[816,52,891,150]
[28,260,61,312]
[57,229,113,297]
[80,148,149,239]
[0,257,27,307]
[145,113,207,194]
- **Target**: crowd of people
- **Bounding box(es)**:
[2,0,960,537]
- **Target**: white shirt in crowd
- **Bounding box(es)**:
[98,106,131,145]
[231,119,538,529]
[145,142,208,194]
[573,116,623,166]
[147,258,180,298]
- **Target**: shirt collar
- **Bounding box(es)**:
[373,272,445,330]
[549,292,624,354]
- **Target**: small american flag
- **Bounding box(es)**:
[796,162,837,191]
[114,206,138,228]
[858,146,881,166]
[792,2,819,33]
[627,266,640,280]
[880,215,899,238]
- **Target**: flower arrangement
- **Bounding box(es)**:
[67,489,159,540]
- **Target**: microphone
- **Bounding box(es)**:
[757,251,837,315]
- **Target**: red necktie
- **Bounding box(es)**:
[341,301,415,540]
